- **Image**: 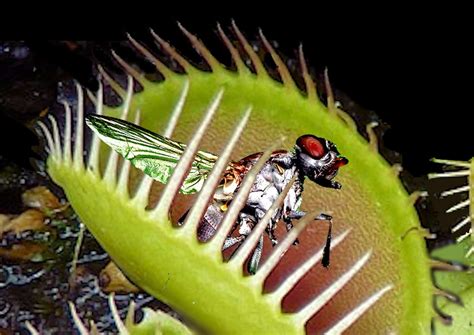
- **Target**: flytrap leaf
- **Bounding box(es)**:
[37,24,437,334]
[25,295,194,335]
[429,158,473,258]
[431,239,473,333]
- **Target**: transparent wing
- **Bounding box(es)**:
[85,115,218,194]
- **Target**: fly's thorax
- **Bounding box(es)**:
[199,202,225,241]
[282,169,304,217]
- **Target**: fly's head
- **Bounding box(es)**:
[294,135,349,189]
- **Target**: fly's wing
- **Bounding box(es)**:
[85,114,218,194]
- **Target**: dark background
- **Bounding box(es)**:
[0,9,471,198]
[0,10,472,177]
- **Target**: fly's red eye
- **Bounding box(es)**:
[297,135,326,158]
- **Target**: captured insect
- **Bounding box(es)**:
[85,114,349,274]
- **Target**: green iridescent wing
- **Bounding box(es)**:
[85,115,218,194]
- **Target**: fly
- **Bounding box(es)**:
[85,115,349,274]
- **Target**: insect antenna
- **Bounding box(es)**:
[322,219,333,268]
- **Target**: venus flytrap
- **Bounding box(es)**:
[427,158,473,331]
[35,23,449,334]
[25,295,194,335]
[429,158,473,257]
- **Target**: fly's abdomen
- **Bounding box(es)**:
[197,203,225,242]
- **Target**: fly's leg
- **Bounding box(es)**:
[222,213,255,251]
[285,210,306,245]
[247,234,264,275]
[285,211,333,246]
[219,212,269,274]
[266,225,279,246]
[315,213,333,221]
[315,178,342,190]
[288,210,333,268]
[287,210,332,221]
[253,207,280,246]
[283,218,299,245]
[177,209,189,226]
[223,235,245,250]
[221,223,240,250]
[238,215,255,236]
[309,211,334,266]
[224,213,264,275]
[322,218,333,268]
[287,210,305,220]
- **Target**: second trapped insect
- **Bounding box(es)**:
[86,114,348,274]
